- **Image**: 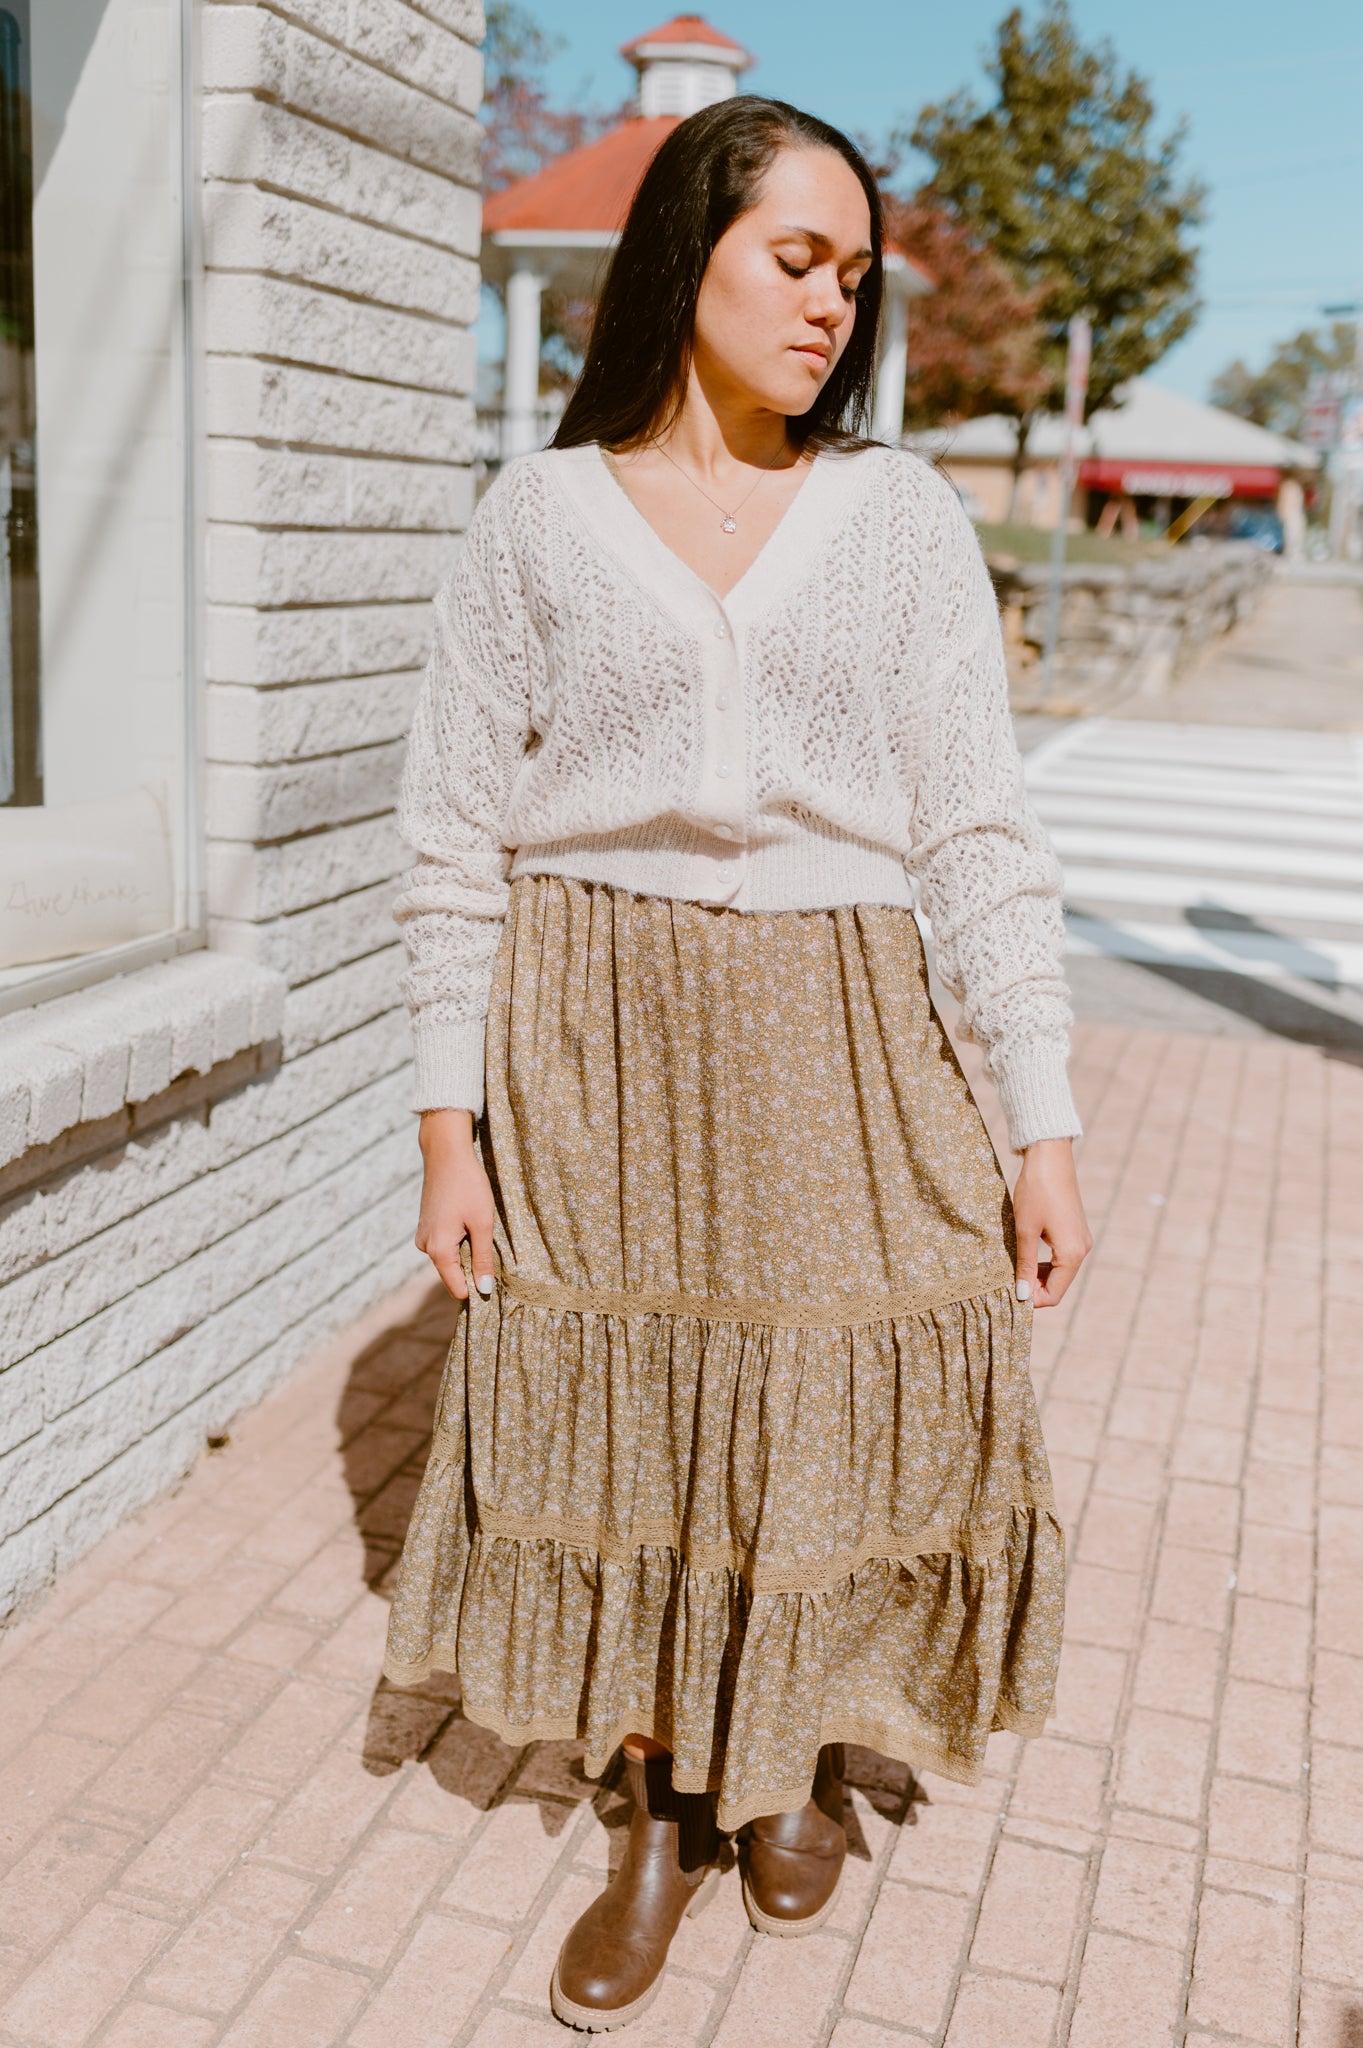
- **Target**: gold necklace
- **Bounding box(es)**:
[649,436,792,534]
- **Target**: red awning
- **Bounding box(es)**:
[1079,459,1282,501]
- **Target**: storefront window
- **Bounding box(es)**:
[0,0,192,1000]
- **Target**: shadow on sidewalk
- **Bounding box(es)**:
[325,1277,923,1856]
[327,1280,618,1837]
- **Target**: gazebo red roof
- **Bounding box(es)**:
[482,118,678,236]
[619,13,752,61]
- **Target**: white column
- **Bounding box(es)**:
[871,290,910,443]
[504,255,547,459]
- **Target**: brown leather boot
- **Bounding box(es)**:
[739,1741,847,1935]
[550,1750,720,2031]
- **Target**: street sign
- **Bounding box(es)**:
[1301,371,1349,451]
[1064,316,1092,428]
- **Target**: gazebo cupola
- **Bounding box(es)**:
[622,14,752,115]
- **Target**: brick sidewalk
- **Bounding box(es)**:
[0,1020,1360,2048]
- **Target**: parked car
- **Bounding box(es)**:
[1226,506,1285,553]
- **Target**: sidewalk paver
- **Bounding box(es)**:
[0,1017,1360,2046]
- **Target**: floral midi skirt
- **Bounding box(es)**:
[382,872,1065,1832]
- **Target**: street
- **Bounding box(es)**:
[1016,571,1363,1053]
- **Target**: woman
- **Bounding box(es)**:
[382,96,1091,2032]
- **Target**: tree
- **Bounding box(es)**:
[481,0,622,195]
[905,2,1206,510]
[1211,322,1356,440]
[480,1,626,393]
[883,195,1050,430]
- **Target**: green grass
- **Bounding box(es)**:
[976,520,1164,567]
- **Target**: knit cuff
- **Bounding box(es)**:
[409,1015,486,1119]
[991,1040,1083,1154]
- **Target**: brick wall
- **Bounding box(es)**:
[0,0,484,1621]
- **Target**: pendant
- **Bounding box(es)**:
[720,514,737,534]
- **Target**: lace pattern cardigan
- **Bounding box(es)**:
[391,440,1083,1153]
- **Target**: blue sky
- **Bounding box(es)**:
[523,0,1363,401]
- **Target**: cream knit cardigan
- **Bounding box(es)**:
[392,439,1082,1152]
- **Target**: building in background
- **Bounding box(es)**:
[479,12,933,466]
[0,0,483,1620]
[924,379,1319,549]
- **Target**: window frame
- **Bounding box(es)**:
[0,0,205,1021]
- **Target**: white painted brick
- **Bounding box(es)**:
[22,999,133,1126]
[206,741,404,841]
[204,596,434,686]
[0,1021,85,1147]
[203,184,479,325]
[348,452,474,531]
[206,673,421,765]
[201,96,481,255]
[204,441,471,533]
[0,1513,56,1622]
[38,1031,406,1272]
[25,1064,411,1405]
[0,956,284,1177]
[207,814,404,922]
[204,272,473,395]
[205,526,450,609]
[39,1072,411,1416]
[209,878,402,984]
[0,1359,43,1458]
[0,1188,45,1286]
[279,0,482,111]
[0,1076,30,1169]
[1,0,482,1621]
[205,356,473,460]
[41,1118,210,1268]
[184,1194,424,1443]
[201,9,480,182]
[0,1372,149,1543]
[6,1194,422,1609]
[407,0,484,44]
[207,441,347,527]
[282,943,406,1059]
[204,1123,415,1323]
[205,268,351,371]
[201,1010,409,1160]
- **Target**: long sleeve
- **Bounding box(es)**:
[392,479,536,1118]
[908,482,1082,1153]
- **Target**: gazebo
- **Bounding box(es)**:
[481,14,932,456]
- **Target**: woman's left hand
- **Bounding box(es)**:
[1011,1137,1092,1308]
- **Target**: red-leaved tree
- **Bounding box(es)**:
[884,196,1050,432]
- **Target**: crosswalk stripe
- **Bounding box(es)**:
[1023,718,1363,989]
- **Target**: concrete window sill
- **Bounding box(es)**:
[0,950,287,1172]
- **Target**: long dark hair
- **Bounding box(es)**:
[552,97,885,453]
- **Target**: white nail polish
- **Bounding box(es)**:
[1016,1278,1032,1302]
[476,1274,494,1297]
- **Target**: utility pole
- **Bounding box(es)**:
[1041,316,1092,701]
[1322,301,1363,561]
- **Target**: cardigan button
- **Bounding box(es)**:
[715,764,732,779]
[713,619,728,637]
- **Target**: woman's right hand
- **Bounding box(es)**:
[415,1109,496,1303]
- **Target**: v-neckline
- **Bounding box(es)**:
[596,441,823,609]
[541,438,883,639]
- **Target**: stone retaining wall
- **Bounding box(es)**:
[990,541,1275,706]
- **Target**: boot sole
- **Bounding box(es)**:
[741,1862,844,1937]
[548,1865,721,2031]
